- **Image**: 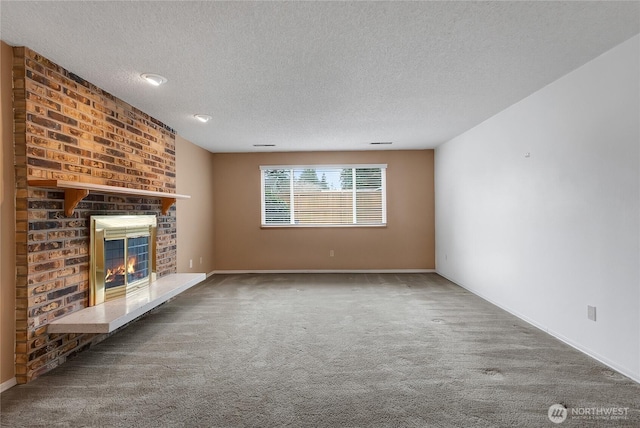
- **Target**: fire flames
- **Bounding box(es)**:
[105,257,136,283]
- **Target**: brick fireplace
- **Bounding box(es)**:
[13,47,179,383]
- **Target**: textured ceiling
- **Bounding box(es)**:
[1,1,639,153]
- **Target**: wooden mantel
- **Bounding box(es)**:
[28,179,190,216]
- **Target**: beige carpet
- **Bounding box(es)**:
[1,273,639,427]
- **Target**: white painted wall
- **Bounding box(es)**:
[435,35,640,381]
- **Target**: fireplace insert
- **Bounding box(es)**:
[90,215,157,306]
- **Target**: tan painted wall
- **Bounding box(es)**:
[212,150,434,270]
[176,135,216,275]
[1,41,17,385]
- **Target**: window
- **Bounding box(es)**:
[261,164,387,227]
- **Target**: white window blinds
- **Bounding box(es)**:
[261,164,387,227]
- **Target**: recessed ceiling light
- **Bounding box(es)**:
[369,142,393,145]
[194,114,212,123]
[141,73,167,86]
[253,144,276,147]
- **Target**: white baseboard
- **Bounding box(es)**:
[546,328,640,385]
[212,269,436,274]
[0,377,17,393]
[436,271,640,385]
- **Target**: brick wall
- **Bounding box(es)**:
[13,47,178,383]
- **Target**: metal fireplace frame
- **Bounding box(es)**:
[90,215,157,306]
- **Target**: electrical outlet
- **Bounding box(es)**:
[200,257,203,265]
[189,259,193,268]
[587,305,596,321]
[329,250,334,257]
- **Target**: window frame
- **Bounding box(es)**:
[260,164,387,228]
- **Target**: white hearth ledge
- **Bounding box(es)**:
[48,273,206,334]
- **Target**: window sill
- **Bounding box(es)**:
[261,224,387,229]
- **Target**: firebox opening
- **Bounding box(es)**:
[105,239,126,289]
[126,236,150,284]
